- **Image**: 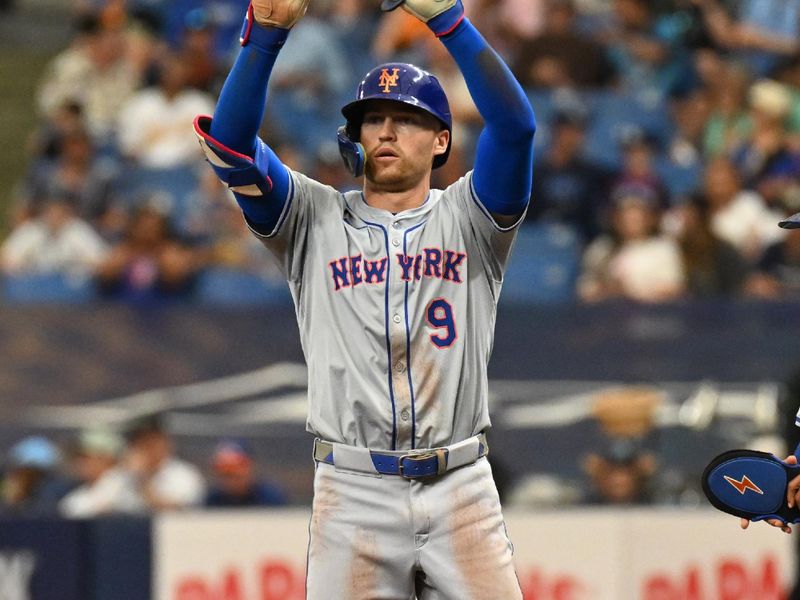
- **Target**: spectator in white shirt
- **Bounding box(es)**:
[1,195,109,278]
[579,183,686,303]
[59,428,140,518]
[702,156,785,263]
[122,415,206,511]
[117,52,215,168]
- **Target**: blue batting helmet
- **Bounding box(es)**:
[340,62,452,171]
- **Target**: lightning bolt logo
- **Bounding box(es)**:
[724,475,764,495]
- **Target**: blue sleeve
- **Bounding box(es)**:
[437,18,536,216]
[209,21,291,228]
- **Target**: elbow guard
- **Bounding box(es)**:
[193,115,273,198]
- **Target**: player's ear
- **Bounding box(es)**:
[433,129,450,156]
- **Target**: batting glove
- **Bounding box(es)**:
[381,0,465,37]
[251,0,309,29]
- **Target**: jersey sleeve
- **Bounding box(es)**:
[247,169,340,283]
[448,170,527,282]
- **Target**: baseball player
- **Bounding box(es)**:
[193,0,535,596]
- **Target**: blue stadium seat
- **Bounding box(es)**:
[195,267,292,306]
[500,223,581,305]
[654,157,702,201]
[2,273,95,304]
[582,90,672,170]
[121,165,201,223]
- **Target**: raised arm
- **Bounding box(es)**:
[387,0,536,220]
[195,0,308,231]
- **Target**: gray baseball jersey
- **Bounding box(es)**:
[253,168,523,451]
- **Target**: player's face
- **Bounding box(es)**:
[359,102,449,192]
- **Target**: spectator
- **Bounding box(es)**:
[95,204,203,302]
[495,0,546,42]
[329,0,381,74]
[601,0,692,98]
[702,60,752,158]
[699,156,785,263]
[59,428,139,518]
[15,126,121,228]
[24,99,86,167]
[667,88,711,170]
[610,129,670,211]
[36,13,141,142]
[117,52,215,168]
[578,184,686,303]
[122,415,206,511]
[160,0,250,62]
[514,0,615,89]
[267,2,350,151]
[745,225,800,300]
[0,437,72,515]
[1,195,109,278]
[733,79,800,195]
[175,8,224,93]
[774,56,800,136]
[582,386,663,505]
[183,171,283,281]
[370,8,428,64]
[672,195,749,297]
[582,438,657,505]
[528,106,612,242]
[693,0,800,78]
[308,142,362,195]
[205,439,287,507]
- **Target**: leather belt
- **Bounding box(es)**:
[313,433,488,479]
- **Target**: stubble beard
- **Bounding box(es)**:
[366,158,415,192]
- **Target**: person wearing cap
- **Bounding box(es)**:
[1,436,73,515]
[123,415,206,511]
[205,439,287,508]
[529,104,613,242]
[59,428,140,518]
[193,0,535,592]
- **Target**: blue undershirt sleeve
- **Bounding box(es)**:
[209,24,291,227]
[437,18,536,217]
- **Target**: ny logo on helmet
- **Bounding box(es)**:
[379,68,400,93]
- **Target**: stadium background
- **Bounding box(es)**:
[2,0,800,598]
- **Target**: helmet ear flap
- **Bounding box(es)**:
[337,125,365,177]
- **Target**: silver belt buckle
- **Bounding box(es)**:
[398,448,448,479]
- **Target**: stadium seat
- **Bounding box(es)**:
[2,272,95,304]
[500,223,581,305]
[194,267,292,306]
[583,90,672,169]
[121,165,201,223]
[654,156,702,200]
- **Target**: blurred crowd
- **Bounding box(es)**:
[0,385,720,515]
[3,0,800,304]
[0,416,288,517]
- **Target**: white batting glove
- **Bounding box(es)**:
[381,0,464,37]
[251,0,310,29]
